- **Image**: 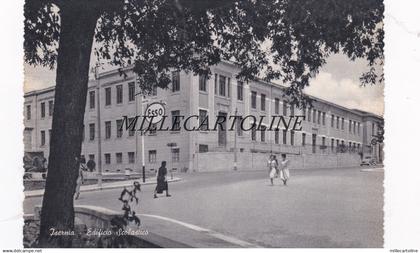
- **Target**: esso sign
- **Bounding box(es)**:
[145,102,165,124]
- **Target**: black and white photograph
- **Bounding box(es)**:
[0,0,420,251]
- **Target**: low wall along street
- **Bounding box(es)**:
[196,151,361,172]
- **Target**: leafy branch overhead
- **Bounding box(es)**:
[24,0,384,107]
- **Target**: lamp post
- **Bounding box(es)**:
[234,107,238,171]
[92,64,102,189]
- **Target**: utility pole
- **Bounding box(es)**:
[141,95,146,183]
[94,64,102,188]
[234,107,238,171]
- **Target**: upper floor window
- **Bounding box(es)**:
[283,102,288,116]
[312,109,316,123]
[199,110,208,131]
[89,90,95,109]
[40,130,45,146]
[219,75,226,96]
[290,104,294,116]
[307,108,311,121]
[172,148,180,162]
[171,110,181,131]
[260,94,266,111]
[149,150,157,163]
[341,117,344,130]
[105,121,111,139]
[128,82,135,101]
[116,85,123,104]
[199,74,207,92]
[322,112,326,125]
[275,98,280,114]
[260,125,266,142]
[40,102,45,118]
[48,100,54,116]
[336,117,339,129]
[116,119,123,138]
[26,105,31,120]
[237,81,243,101]
[331,114,335,127]
[251,91,257,109]
[128,152,135,163]
[172,71,180,92]
[349,120,352,133]
[317,110,321,124]
[105,87,111,106]
[89,123,95,140]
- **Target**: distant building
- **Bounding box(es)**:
[23,61,383,172]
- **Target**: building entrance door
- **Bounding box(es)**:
[218,112,227,146]
[312,133,317,153]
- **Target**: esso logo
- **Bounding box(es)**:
[145,102,165,124]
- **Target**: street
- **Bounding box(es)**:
[24,167,384,247]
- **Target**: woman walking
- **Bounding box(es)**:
[280,153,290,185]
[154,161,171,198]
[267,155,277,186]
[74,156,84,200]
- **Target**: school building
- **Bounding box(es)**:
[23,61,384,173]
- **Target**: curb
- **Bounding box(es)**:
[25,177,182,198]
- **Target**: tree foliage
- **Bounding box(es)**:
[25,0,383,107]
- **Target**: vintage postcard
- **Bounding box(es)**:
[1,0,419,251]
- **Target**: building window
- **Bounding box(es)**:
[313,109,316,123]
[237,81,243,101]
[41,102,45,118]
[341,117,344,130]
[199,74,207,91]
[89,123,95,140]
[128,82,135,101]
[250,91,257,109]
[26,105,31,120]
[116,85,123,104]
[48,100,54,116]
[251,124,257,141]
[336,139,340,147]
[283,102,287,116]
[302,107,306,121]
[349,120,352,133]
[353,121,357,134]
[172,71,180,92]
[290,130,295,146]
[372,123,375,135]
[331,115,334,127]
[219,75,226,96]
[171,110,181,131]
[290,104,294,116]
[282,130,287,145]
[275,129,279,144]
[128,117,136,136]
[41,130,45,146]
[357,122,361,135]
[260,94,266,111]
[105,153,111,164]
[88,154,95,162]
[105,87,111,106]
[322,136,326,146]
[116,119,123,138]
[199,110,208,131]
[275,98,280,114]
[105,121,111,139]
[172,148,180,162]
[317,111,321,124]
[116,152,123,164]
[302,133,306,146]
[128,152,135,164]
[322,112,326,125]
[260,126,266,142]
[336,117,340,129]
[331,138,335,150]
[307,108,311,121]
[148,150,157,163]
[89,90,95,109]
[199,145,208,153]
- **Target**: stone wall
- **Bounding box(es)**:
[196,151,361,172]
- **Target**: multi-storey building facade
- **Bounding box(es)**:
[23,61,383,173]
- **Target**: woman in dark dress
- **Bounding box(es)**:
[154,161,171,198]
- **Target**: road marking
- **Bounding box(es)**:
[140,213,260,247]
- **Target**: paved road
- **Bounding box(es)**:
[24,167,384,247]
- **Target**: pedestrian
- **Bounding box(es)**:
[74,156,85,200]
[273,155,279,177]
[279,153,290,185]
[154,161,171,198]
[267,154,277,186]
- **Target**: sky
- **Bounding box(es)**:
[23,53,384,116]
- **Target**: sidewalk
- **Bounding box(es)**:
[24,177,182,198]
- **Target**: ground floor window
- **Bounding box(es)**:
[149,150,157,163]
[172,148,180,162]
